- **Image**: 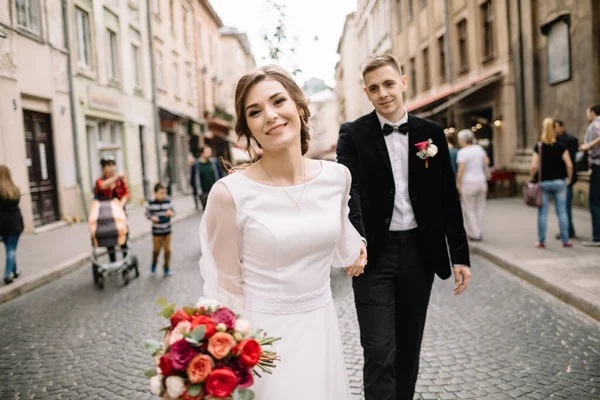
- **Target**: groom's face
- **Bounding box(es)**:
[363,65,407,121]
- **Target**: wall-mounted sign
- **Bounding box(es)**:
[542,14,571,85]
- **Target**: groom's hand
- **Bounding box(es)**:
[345,242,368,277]
[453,265,471,295]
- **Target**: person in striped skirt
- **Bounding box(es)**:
[146,183,175,276]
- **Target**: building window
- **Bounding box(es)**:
[407,0,413,22]
[438,36,446,82]
[75,7,91,67]
[169,0,176,35]
[173,63,179,98]
[209,36,213,64]
[422,47,430,90]
[187,70,193,103]
[183,10,188,46]
[409,57,416,96]
[87,121,123,189]
[152,0,160,15]
[156,51,164,89]
[481,0,494,60]
[395,0,402,33]
[197,25,203,56]
[457,19,468,73]
[131,44,141,89]
[107,29,119,81]
[16,0,41,33]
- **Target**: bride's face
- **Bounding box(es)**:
[243,79,302,153]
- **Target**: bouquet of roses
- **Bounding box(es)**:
[145,297,280,400]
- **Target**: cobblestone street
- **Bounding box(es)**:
[0,215,599,399]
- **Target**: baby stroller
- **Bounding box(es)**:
[89,199,139,289]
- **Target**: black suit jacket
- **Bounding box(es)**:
[556,132,579,185]
[336,111,470,280]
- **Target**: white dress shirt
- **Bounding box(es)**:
[377,109,418,231]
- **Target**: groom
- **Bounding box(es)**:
[337,54,471,400]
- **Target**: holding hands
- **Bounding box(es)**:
[345,242,368,278]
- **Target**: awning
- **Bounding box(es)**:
[159,107,206,125]
[408,72,504,118]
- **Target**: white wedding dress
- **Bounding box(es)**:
[199,160,362,400]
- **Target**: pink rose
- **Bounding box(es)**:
[415,140,429,151]
[211,308,237,330]
[170,320,192,345]
[208,332,237,360]
[170,339,199,371]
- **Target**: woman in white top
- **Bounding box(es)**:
[199,65,366,399]
[456,129,490,241]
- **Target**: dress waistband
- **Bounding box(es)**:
[245,285,332,315]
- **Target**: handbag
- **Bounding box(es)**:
[523,142,542,208]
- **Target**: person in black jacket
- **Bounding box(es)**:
[553,120,578,239]
[337,54,470,400]
[0,165,24,285]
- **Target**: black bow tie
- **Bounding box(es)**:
[382,123,409,136]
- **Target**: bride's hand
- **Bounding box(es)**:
[345,242,368,277]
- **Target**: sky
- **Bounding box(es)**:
[211,0,357,88]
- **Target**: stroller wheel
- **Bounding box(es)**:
[122,269,129,286]
[96,275,105,290]
[131,256,140,278]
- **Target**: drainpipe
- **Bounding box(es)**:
[516,0,527,149]
[146,0,162,182]
[443,0,453,125]
[62,0,88,220]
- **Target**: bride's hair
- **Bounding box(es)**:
[234,65,311,159]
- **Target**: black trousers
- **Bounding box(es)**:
[353,229,434,400]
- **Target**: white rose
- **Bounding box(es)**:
[169,320,192,345]
[235,318,252,337]
[196,297,220,311]
[166,376,187,399]
[427,144,438,157]
[149,375,164,396]
[216,323,227,332]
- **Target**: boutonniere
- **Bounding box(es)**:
[415,139,438,168]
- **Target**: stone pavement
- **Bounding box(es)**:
[0,195,198,304]
[469,197,600,321]
[0,215,598,399]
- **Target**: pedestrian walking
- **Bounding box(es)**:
[553,120,578,239]
[190,147,224,211]
[94,156,130,262]
[146,183,175,276]
[0,165,24,285]
[530,117,573,248]
[580,104,600,247]
[447,133,459,176]
[456,129,489,241]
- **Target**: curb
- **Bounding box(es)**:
[470,244,600,322]
[0,210,199,305]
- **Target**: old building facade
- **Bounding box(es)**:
[0,0,80,232]
[335,12,363,126]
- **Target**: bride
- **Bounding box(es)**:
[199,65,366,399]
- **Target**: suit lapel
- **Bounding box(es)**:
[407,114,424,198]
[365,111,393,178]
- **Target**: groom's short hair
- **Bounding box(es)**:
[361,54,403,79]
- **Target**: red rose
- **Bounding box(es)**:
[171,309,192,328]
[233,339,261,367]
[190,315,216,338]
[159,353,175,377]
[205,368,238,398]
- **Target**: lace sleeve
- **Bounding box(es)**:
[199,182,245,314]
[332,166,362,268]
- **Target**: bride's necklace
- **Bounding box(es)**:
[260,159,307,212]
